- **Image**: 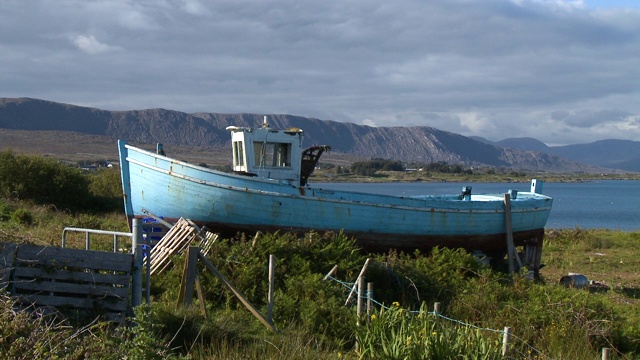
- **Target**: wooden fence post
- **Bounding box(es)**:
[602,348,610,360]
[177,246,199,306]
[268,254,275,323]
[323,265,338,280]
[501,326,511,357]
[433,302,441,315]
[345,258,370,305]
[357,276,365,325]
[504,194,515,276]
[367,282,373,321]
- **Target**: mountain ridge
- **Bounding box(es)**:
[0,97,628,172]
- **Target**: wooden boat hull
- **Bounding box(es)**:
[118,140,552,257]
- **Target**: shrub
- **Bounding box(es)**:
[0,150,91,211]
[357,303,503,359]
[0,151,122,213]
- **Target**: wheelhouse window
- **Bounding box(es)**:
[233,141,244,167]
[254,141,291,168]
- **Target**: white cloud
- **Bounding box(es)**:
[71,35,122,54]
[1,0,640,145]
[362,119,378,127]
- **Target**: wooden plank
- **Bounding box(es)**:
[12,281,128,298]
[150,218,198,275]
[195,273,207,319]
[345,258,370,305]
[16,245,132,273]
[7,244,136,322]
[0,242,16,290]
[198,252,276,331]
[15,294,128,312]
[13,267,130,286]
[504,194,515,275]
[177,247,199,306]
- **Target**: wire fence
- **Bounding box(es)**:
[325,274,552,359]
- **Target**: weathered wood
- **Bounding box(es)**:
[198,251,276,332]
[504,195,515,275]
[501,326,511,357]
[12,279,128,297]
[367,282,373,320]
[16,245,132,273]
[150,226,193,273]
[323,265,338,281]
[14,267,130,286]
[197,227,218,256]
[267,254,275,323]
[345,258,370,305]
[150,218,198,275]
[178,246,199,306]
[9,243,134,322]
[357,276,365,325]
[15,294,128,312]
[0,242,16,290]
[195,274,207,319]
[149,218,221,275]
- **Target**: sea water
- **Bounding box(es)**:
[316,180,640,231]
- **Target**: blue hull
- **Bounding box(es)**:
[119,140,552,253]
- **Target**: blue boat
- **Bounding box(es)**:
[118,117,552,270]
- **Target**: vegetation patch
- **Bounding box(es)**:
[1,152,640,358]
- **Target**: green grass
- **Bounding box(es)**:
[3,199,640,359]
[1,152,640,358]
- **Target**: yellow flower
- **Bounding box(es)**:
[432,331,437,336]
[371,314,377,321]
[392,301,400,307]
[406,336,412,347]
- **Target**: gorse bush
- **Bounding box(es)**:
[0,150,121,212]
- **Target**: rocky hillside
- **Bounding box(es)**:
[0,97,596,171]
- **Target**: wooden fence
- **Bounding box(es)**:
[1,242,143,322]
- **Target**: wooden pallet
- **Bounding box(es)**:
[149,218,218,275]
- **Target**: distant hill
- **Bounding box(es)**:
[493,135,640,172]
[0,97,608,172]
[495,137,550,153]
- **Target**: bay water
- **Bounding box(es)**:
[316,180,640,231]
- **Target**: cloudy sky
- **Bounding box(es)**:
[1,0,639,146]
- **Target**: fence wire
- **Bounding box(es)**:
[326,274,552,360]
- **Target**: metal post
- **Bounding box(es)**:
[132,244,143,307]
[85,232,90,250]
[132,218,142,254]
[145,235,151,304]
